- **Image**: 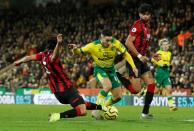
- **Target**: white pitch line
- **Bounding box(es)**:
[182,119,194,122]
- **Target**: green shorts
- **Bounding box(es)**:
[154,67,171,88]
[94,65,121,89]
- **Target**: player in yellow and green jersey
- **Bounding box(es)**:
[152,38,177,111]
[69,29,138,119]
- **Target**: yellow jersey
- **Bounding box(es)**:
[152,50,171,66]
[73,38,136,69]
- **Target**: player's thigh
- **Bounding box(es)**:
[165,85,172,96]
[87,77,98,88]
[115,59,126,70]
[94,68,112,90]
[111,87,122,99]
[109,71,121,89]
[54,92,69,104]
[66,87,85,108]
[154,87,159,94]
[141,71,155,85]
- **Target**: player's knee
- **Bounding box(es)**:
[77,104,87,116]
[134,88,141,93]
[113,94,122,102]
[80,109,87,116]
[113,96,122,103]
[103,86,111,92]
[102,80,112,90]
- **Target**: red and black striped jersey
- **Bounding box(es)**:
[129,19,151,56]
[36,51,72,93]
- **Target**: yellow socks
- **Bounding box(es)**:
[96,90,108,105]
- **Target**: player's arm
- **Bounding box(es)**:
[151,56,159,65]
[125,35,139,56]
[69,43,92,55]
[50,34,63,63]
[123,52,136,69]
[115,40,138,77]
[125,35,149,63]
[14,55,37,66]
[126,23,150,63]
[151,51,161,65]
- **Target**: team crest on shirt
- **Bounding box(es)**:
[131,28,137,32]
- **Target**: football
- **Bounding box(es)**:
[104,106,118,120]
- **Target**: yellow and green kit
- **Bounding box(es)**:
[73,38,136,89]
[152,50,172,88]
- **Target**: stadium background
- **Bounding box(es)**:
[0,1,194,131]
[0,0,193,105]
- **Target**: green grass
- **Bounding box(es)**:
[0,105,193,131]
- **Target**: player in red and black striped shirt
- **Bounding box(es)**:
[116,3,160,119]
[14,34,108,122]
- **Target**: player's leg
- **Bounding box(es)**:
[94,67,112,105]
[164,79,177,111]
[141,71,156,119]
[91,77,112,119]
[117,59,143,94]
[87,77,98,88]
[104,68,122,106]
[49,87,87,122]
[116,72,141,94]
[156,67,177,111]
[154,68,163,94]
[105,87,122,106]
[85,101,108,111]
[95,77,112,104]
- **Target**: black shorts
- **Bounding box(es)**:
[126,57,149,77]
[114,53,124,64]
[54,87,85,108]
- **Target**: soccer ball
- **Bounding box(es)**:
[104,106,118,120]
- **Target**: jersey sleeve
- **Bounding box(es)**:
[48,53,59,63]
[114,40,126,54]
[80,43,93,54]
[129,22,140,37]
[36,52,43,61]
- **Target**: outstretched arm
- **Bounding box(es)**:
[50,34,63,63]
[68,44,81,55]
[69,43,92,55]
[14,55,37,66]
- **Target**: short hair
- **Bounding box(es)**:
[101,28,112,37]
[46,34,57,50]
[159,38,169,46]
[138,3,152,14]
[46,40,57,50]
[40,38,57,51]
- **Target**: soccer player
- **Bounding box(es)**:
[152,39,177,111]
[117,3,159,119]
[69,29,138,107]
[14,34,108,122]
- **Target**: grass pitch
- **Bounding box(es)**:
[0,105,193,131]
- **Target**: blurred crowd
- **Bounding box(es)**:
[0,0,193,92]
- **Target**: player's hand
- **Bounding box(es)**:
[57,34,63,44]
[132,68,138,77]
[14,61,21,66]
[152,53,161,61]
[68,44,78,49]
[139,56,149,63]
